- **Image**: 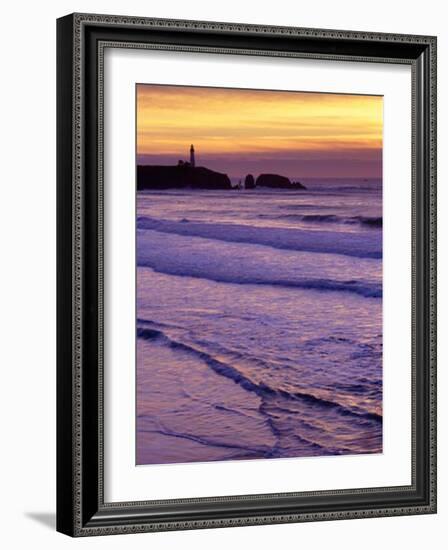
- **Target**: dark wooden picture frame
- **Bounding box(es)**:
[57,13,437,537]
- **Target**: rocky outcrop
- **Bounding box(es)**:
[291,181,307,189]
[137,165,232,190]
[244,174,256,189]
[255,173,306,190]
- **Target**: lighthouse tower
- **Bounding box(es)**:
[190,144,195,167]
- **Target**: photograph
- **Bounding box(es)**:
[135,84,384,466]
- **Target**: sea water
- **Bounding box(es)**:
[136,179,382,465]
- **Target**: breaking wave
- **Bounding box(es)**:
[137,216,382,259]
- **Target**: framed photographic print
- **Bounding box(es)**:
[56,13,437,536]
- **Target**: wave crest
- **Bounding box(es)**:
[137,216,382,259]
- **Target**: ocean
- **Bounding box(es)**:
[136,178,383,465]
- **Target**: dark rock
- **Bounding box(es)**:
[244,174,256,189]
[137,165,232,190]
[292,181,307,190]
[255,173,306,189]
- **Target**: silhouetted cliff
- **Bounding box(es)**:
[137,165,232,190]
[255,174,306,190]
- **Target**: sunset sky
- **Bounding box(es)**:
[136,84,383,179]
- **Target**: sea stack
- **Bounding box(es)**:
[256,174,306,190]
[244,174,256,189]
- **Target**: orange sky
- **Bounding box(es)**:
[136,84,383,178]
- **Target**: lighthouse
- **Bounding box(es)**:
[190,144,195,167]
